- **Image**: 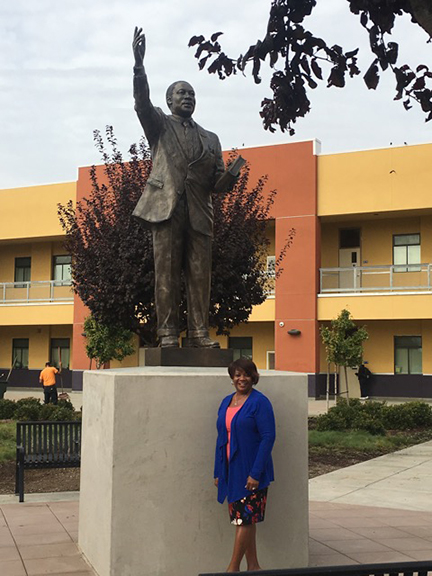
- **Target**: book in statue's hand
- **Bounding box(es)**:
[215,155,246,193]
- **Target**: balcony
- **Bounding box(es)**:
[0,280,73,305]
[320,264,432,295]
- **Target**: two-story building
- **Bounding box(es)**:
[1,140,431,398]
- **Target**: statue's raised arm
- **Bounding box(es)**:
[133,27,146,68]
[133,26,153,119]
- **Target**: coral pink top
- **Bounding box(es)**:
[225,405,243,461]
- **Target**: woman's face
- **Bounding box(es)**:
[232,368,254,395]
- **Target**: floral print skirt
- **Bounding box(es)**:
[228,488,268,525]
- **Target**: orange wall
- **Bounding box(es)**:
[227,141,319,372]
[72,167,96,370]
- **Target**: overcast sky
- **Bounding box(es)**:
[1,0,431,188]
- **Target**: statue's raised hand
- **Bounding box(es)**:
[133,27,146,67]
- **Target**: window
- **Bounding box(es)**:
[53,255,72,285]
[267,351,275,370]
[394,336,422,374]
[50,338,70,369]
[229,337,252,361]
[14,257,31,286]
[393,234,420,272]
[266,256,275,276]
[12,339,29,369]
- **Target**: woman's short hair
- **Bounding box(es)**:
[228,358,259,385]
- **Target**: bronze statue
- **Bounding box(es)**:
[132,27,236,348]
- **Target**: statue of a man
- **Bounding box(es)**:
[132,27,233,348]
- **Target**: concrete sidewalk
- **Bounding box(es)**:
[308,441,432,566]
[0,499,94,576]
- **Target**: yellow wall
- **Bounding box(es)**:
[0,303,73,326]
[318,293,432,321]
[0,182,76,241]
[319,143,432,216]
[321,215,432,268]
[0,325,72,369]
[249,299,275,322]
[0,241,69,283]
[319,319,432,374]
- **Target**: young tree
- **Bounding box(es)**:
[189,0,432,135]
[83,315,136,370]
[58,127,294,345]
[320,308,369,407]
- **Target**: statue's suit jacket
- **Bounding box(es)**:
[132,73,225,237]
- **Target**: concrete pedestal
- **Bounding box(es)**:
[78,367,309,576]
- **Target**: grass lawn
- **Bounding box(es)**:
[308,427,432,477]
[0,422,17,462]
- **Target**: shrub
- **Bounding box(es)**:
[361,400,386,420]
[0,399,17,420]
[57,398,75,412]
[0,397,80,421]
[48,406,76,421]
[39,404,58,420]
[315,411,348,432]
[15,397,41,408]
[404,401,432,427]
[382,405,411,430]
[14,403,42,421]
[352,413,386,436]
[315,399,432,433]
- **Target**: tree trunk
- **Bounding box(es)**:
[326,363,330,413]
[409,0,432,37]
[344,365,350,404]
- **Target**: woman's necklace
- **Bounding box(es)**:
[233,393,249,406]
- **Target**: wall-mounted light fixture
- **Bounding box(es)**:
[287,329,301,336]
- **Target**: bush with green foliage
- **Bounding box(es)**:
[0,397,80,421]
[315,411,348,432]
[0,399,17,420]
[315,398,432,435]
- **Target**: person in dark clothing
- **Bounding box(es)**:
[355,363,372,399]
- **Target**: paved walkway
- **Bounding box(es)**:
[308,441,432,566]
[0,499,94,575]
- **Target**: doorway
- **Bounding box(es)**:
[339,228,361,290]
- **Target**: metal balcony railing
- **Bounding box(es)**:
[320,263,432,294]
[0,280,73,304]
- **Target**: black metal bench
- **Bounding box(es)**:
[199,560,432,576]
[15,420,81,502]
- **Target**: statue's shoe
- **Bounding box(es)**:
[159,336,179,348]
[185,336,220,349]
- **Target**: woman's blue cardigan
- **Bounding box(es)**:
[214,388,276,504]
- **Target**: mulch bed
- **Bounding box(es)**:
[308,449,388,478]
[0,461,80,494]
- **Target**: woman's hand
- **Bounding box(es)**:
[214,478,219,487]
[245,476,259,491]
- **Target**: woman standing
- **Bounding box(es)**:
[214,358,276,572]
